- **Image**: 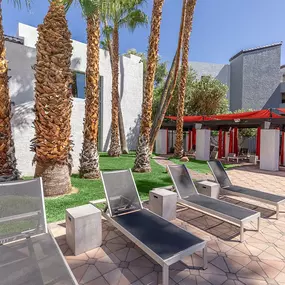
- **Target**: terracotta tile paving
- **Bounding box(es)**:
[49,161,285,285]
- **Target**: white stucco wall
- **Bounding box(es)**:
[8,23,143,175]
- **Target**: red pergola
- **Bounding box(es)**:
[164,109,285,160]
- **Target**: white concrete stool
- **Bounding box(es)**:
[196,180,220,199]
[66,204,102,256]
[149,188,177,221]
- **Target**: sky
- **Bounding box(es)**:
[3,0,285,66]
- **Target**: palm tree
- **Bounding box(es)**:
[32,0,73,196]
[0,0,29,181]
[101,19,129,155]
[133,0,165,172]
[174,0,196,158]
[75,1,102,179]
[149,0,187,152]
[106,0,148,157]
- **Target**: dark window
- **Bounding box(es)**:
[282,93,285,104]
[72,72,86,99]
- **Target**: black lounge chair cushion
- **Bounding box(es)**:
[113,209,204,260]
[226,185,285,203]
[185,195,257,220]
[0,233,77,285]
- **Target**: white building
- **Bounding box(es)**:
[8,23,144,176]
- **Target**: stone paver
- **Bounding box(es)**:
[50,161,285,285]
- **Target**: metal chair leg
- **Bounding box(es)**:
[240,223,244,242]
[162,264,169,285]
[276,204,280,220]
[203,246,208,269]
[257,217,261,232]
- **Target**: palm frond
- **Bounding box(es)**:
[119,9,148,32]
[8,0,31,9]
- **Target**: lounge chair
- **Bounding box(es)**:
[167,164,260,242]
[99,169,207,285]
[208,160,285,219]
[0,178,78,285]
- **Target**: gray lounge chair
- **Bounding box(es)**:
[99,169,207,285]
[167,164,260,242]
[208,160,285,219]
[0,178,78,285]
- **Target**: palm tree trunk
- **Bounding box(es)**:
[0,4,19,181]
[149,0,187,153]
[104,20,128,155]
[174,0,196,158]
[133,0,165,172]
[32,0,73,196]
[108,23,121,157]
[79,14,100,179]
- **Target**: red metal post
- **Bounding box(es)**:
[256,127,261,159]
[192,128,196,150]
[234,128,238,156]
[281,131,284,165]
[188,130,191,151]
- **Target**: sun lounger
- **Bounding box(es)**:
[167,164,260,242]
[208,160,285,219]
[0,179,78,285]
[99,169,207,285]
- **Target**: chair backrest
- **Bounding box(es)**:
[101,169,143,217]
[207,160,232,187]
[0,178,47,244]
[167,164,198,199]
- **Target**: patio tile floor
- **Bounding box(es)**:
[50,164,285,285]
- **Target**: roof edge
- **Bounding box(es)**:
[229,42,282,62]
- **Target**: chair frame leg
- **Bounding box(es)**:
[257,217,261,232]
[240,223,244,242]
[203,246,208,269]
[162,264,169,285]
[276,204,280,220]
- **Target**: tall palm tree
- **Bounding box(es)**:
[174,0,196,158]
[106,0,148,157]
[149,0,187,152]
[0,0,29,181]
[102,19,129,155]
[32,0,73,196]
[74,1,103,179]
[133,0,164,172]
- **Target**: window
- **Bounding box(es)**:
[282,93,285,104]
[72,72,86,99]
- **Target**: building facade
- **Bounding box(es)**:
[8,23,144,176]
[190,42,284,112]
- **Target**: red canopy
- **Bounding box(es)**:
[165,109,283,123]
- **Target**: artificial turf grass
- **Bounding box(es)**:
[168,157,236,174]
[45,153,172,222]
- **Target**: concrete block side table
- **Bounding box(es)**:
[66,204,102,256]
[196,180,220,199]
[149,188,177,221]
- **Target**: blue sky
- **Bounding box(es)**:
[3,0,285,65]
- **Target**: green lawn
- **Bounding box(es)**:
[168,157,235,174]
[45,153,172,222]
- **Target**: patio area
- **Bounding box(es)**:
[50,165,285,285]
